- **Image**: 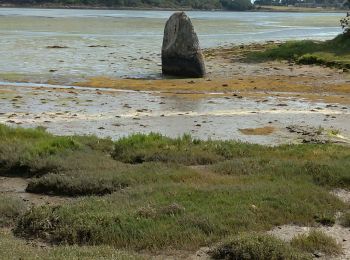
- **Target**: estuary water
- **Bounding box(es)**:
[0,8,344,79]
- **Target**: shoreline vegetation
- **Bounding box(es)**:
[1,124,350,259]
[245,34,350,69]
[0,3,348,12]
[0,0,254,11]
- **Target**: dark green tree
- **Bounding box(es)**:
[220,0,253,10]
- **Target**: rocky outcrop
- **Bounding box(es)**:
[161,12,205,78]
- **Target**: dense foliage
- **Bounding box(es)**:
[341,12,350,36]
[0,0,253,10]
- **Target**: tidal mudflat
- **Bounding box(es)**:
[1,41,349,145]
[0,8,344,80]
[0,9,349,145]
[1,8,350,260]
[0,82,349,145]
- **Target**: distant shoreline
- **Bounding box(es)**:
[0,4,348,13]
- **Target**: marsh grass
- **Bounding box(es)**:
[0,229,141,260]
[246,34,350,69]
[340,211,350,227]
[209,233,311,260]
[112,133,227,164]
[291,230,342,256]
[15,176,345,250]
[0,124,349,253]
[0,194,26,227]
[0,124,113,177]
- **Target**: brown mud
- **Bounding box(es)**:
[0,176,73,207]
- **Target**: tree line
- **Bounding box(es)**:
[0,0,254,10]
[254,0,349,8]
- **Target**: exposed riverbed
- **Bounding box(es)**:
[1,82,349,145]
[0,8,349,144]
[0,8,344,80]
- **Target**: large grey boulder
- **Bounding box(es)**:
[162,12,206,78]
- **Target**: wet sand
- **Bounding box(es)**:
[0,37,349,145]
[0,78,349,145]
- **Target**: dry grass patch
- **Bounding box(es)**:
[290,230,342,256]
[340,211,350,227]
[0,194,26,227]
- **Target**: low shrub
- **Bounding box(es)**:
[0,229,141,260]
[112,133,225,164]
[340,211,350,227]
[291,230,341,256]
[26,173,128,196]
[209,233,311,260]
[0,195,26,227]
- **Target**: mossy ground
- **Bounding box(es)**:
[0,124,349,258]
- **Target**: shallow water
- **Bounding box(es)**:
[0,8,344,79]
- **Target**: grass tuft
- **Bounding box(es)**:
[0,194,26,227]
[340,211,350,227]
[291,230,341,256]
[0,229,141,259]
[209,233,311,260]
[112,133,225,165]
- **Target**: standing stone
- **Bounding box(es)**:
[162,12,206,78]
